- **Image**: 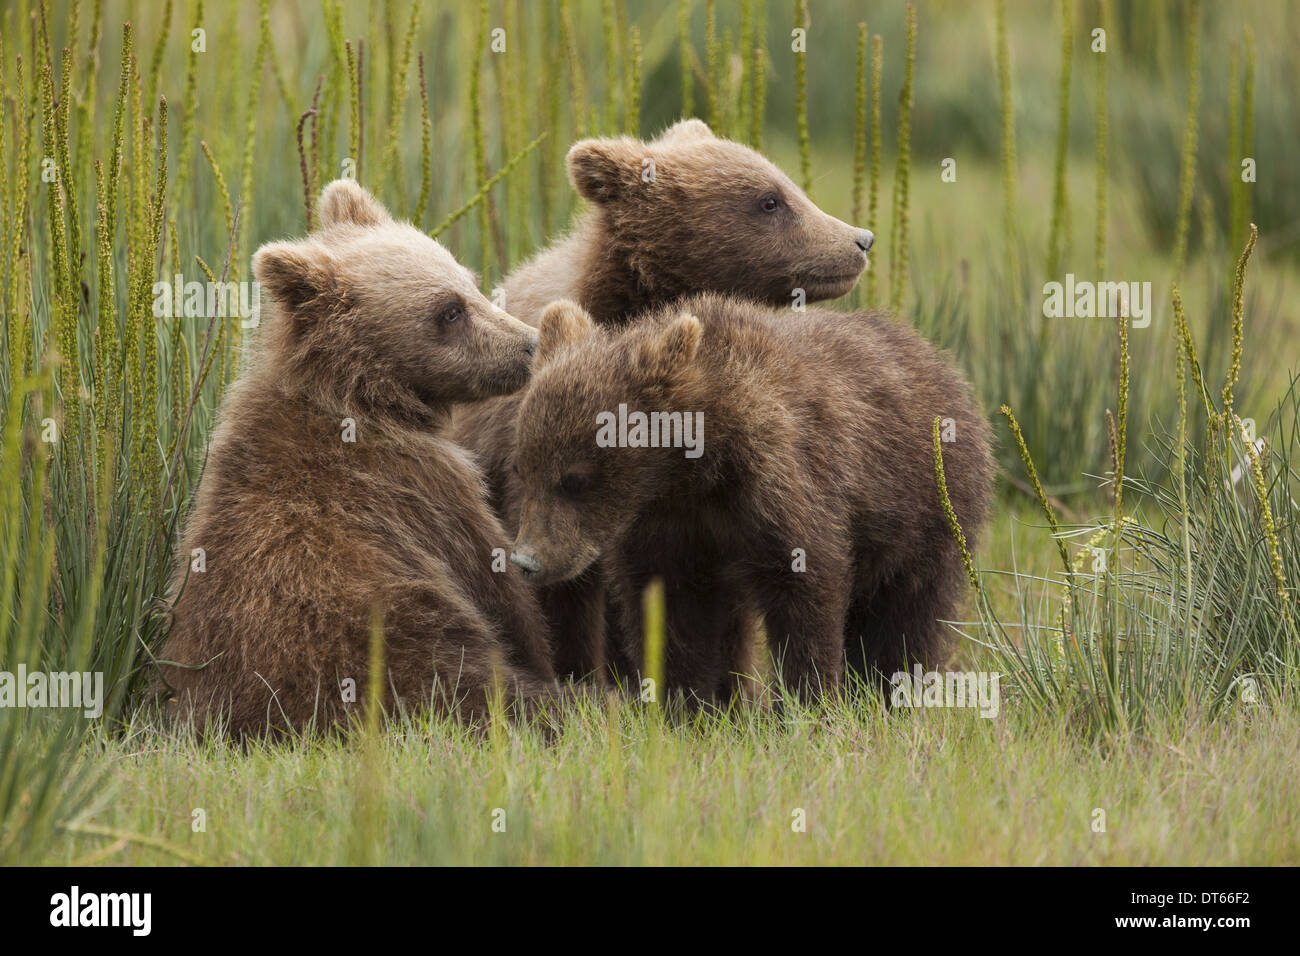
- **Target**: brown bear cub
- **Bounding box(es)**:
[452,120,874,681]
[160,180,555,737]
[509,296,993,703]
[498,118,874,326]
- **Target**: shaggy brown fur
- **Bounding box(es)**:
[500,118,872,326]
[509,295,993,703]
[452,120,873,682]
[159,180,555,737]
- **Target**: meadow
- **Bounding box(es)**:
[2,0,1298,865]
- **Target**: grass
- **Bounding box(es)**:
[50,695,1300,866]
[2,0,1299,865]
[948,224,1300,740]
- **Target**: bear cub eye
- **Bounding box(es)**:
[558,470,593,497]
[758,192,782,214]
[437,300,465,326]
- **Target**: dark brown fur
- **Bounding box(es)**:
[159,181,555,737]
[499,118,872,326]
[451,121,873,682]
[510,295,993,703]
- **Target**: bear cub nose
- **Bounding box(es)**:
[855,229,875,254]
[510,549,541,576]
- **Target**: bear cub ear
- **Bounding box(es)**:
[253,240,336,318]
[317,179,392,230]
[638,313,702,382]
[567,139,645,205]
[654,118,715,145]
[537,300,596,365]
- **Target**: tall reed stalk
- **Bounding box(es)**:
[793,0,810,194]
[1094,0,1109,276]
[469,0,490,279]
[995,0,1020,296]
[851,23,867,228]
[679,0,693,117]
[1046,0,1072,279]
[866,33,881,307]
[888,4,915,312]
[1171,0,1199,280]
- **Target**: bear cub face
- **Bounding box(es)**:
[509,301,701,584]
[569,119,874,306]
[255,180,539,417]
